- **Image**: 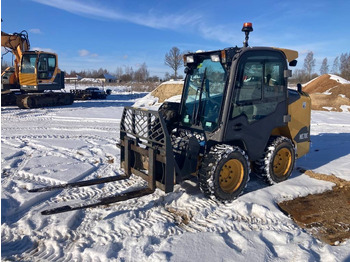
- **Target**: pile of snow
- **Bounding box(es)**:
[329,74,350,84]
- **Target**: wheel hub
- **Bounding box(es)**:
[273,148,292,177]
[219,159,244,193]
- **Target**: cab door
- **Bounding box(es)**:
[37,53,57,82]
[224,50,289,161]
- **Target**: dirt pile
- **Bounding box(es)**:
[278,170,350,245]
[151,81,184,103]
[303,74,340,93]
[303,74,350,111]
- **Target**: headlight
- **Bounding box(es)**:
[210,54,220,62]
[186,56,194,64]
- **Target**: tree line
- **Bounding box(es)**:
[68,63,160,82]
[67,46,185,82]
[293,51,350,83]
[4,46,348,84]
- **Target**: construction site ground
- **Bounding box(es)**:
[1,83,350,261]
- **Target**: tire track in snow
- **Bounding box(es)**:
[2,134,117,144]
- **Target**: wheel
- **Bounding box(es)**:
[199,144,250,201]
[253,136,295,184]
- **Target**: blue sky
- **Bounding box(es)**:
[1,0,349,77]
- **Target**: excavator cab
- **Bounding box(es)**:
[19,51,64,92]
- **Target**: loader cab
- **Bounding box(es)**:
[181,51,229,132]
[182,47,291,161]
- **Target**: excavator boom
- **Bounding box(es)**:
[1,30,30,86]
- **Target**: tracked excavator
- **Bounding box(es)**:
[1,29,73,108]
[30,23,311,215]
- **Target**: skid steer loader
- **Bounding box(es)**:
[119,22,311,201]
[32,23,311,215]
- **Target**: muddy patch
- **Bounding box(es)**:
[278,170,350,245]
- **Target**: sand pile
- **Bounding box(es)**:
[303,74,350,112]
[150,80,184,103]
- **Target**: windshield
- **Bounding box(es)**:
[21,54,37,74]
[181,57,227,131]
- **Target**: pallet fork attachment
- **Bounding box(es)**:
[31,169,157,215]
[119,107,179,193]
[29,107,179,215]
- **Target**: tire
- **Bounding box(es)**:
[253,136,295,184]
[199,144,250,201]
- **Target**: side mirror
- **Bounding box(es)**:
[297,83,302,93]
[289,60,298,67]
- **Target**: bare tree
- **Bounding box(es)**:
[165,47,183,79]
[115,67,123,79]
[340,53,350,80]
[319,58,329,75]
[303,51,316,80]
[332,56,339,74]
[291,69,308,84]
[1,60,11,71]
[134,63,149,82]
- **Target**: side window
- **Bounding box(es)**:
[38,54,56,79]
[237,62,263,102]
[232,51,286,123]
[48,56,56,72]
[38,57,48,72]
[264,62,284,99]
[21,55,37,73]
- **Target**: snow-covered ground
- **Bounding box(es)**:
[1,91,350,261]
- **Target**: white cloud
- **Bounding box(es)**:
[31,47,55,53]
[31,0,201,30]
[78,49,98,57]
[78,49,90,57]
[29,28,42,34]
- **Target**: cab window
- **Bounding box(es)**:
[38,54,56,79]
[21,54,37,73]
[231,51,286,123]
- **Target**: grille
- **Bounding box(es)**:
[120,107,167,147]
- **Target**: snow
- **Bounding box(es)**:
[329,74,350,84]
[1,91,350,261]
[302,73,350,87]
[340,105,350,112]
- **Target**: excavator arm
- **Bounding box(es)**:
[1,30,30,60]
[1,30,30,82]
